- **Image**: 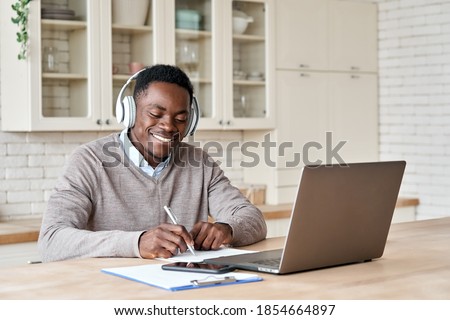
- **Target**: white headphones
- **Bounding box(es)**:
[115,68,200,137]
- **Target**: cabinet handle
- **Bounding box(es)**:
[105,119,110,125]
[350,66,360,71]
[226,120,231,126]
[299,64,309,68]
[351,75,360,79]
[299,73,310,77]
[219,120,223,125]
[96,119,102,125]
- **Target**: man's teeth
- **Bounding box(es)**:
[153,134,172,142]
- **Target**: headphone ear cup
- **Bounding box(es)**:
[115,95,125,124]
[184,96,200,137]
[115,68,146,127]
[122,96,136,128]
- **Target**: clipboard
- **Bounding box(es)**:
[101,264,262,291]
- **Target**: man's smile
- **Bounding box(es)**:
[152,133,173,143]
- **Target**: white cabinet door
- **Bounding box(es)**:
[100,0,156,131]
[275,0,328,71]
[1,0,102,131]
[156,0,276,131]
[226,0,275,130]
[1,0,156,131]
[167,0,222,130]
[1,0,274,132]
[275,70,328,167]
[329,0,378,72]
[328,73,379,163]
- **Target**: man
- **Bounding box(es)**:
[38,64,267,262]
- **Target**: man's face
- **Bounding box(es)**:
[129,81,190,167]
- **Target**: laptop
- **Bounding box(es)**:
[205,161,406,274]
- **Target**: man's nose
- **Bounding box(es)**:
[159,116,177,132]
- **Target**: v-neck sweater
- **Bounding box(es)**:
[38,133,267,262]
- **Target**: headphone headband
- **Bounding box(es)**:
[115,68,199,137]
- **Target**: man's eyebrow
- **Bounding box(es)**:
[148,104,188,114]
[148,103,166,111]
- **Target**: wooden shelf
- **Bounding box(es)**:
[233,79,265,86]
[176,29,212,39]
[233,34,265,42]
[41,19,87,31]
[42,73,87,80]
[112,24,152,34]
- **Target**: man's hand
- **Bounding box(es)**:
[138,223,194,259]
[191,222,233,250]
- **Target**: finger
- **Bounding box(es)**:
[200,223,232,250]
[192,223,210,250]
[139,226,188,257]
[190,222,204,240]
[199,227,225,250]
[159,223,194,252]
[193,223,224,250]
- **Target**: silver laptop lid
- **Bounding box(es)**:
[278,161,406,274]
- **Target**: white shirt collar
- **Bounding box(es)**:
[119,129,170,178]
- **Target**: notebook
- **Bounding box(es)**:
[205,161,406,274]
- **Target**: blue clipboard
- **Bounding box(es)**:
[102,264,263,291]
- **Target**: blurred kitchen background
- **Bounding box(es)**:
[0,0,449,265]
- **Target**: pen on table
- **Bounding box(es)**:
[163,205,196,256]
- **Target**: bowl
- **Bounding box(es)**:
[233,17,250,34]
[232,10,253,34]
[112,0,149,26]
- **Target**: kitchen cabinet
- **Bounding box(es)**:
[275,0,328,71]
[275,0,377,73]
[100,0,157,131]
[328,72,379,162]
[329,0,378,72]
[0,0,274,132]
[168,0,275,130]
[275,71,329,168]
[1,0,104,131]
[243,0,379,204]
[226,0,275,130]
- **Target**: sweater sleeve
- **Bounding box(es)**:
[38,146,143,262]
[205,153,267,246]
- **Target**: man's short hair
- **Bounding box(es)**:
[133,64,194,105]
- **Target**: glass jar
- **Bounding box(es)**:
[176,40,199,78]
[43,46,58,73]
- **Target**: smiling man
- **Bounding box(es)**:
[38,64,267,262]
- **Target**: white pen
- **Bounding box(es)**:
[163,205,196,256]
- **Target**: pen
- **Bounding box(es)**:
[163,205,196,256]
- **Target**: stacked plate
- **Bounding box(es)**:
[41,7,75,20]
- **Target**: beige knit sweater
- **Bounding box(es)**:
[38,134,267,262]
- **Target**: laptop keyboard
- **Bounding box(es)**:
[253,257,281,267]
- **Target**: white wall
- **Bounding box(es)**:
[375,0,450,220]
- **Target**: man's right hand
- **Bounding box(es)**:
[138,223,195,259]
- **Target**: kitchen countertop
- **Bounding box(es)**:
[0,218,41,245]
[0,197,419,245]
[259,197,420,220]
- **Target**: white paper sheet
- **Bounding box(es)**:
[102,264,262,291]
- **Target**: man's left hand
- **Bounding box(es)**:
[190,222,233,250]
